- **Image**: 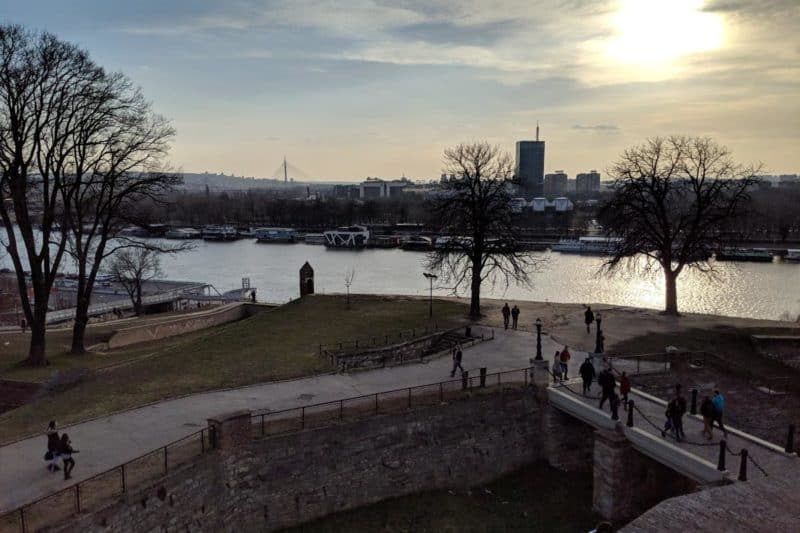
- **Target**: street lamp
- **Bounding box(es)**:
[595,312,603,354]
[535,317,543,360]
[422,273,438,319]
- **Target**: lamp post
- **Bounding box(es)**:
[535,317,543,360]
[595,312,603,354]
[423,273,437,319]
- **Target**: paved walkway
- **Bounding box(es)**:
[551,380,800,532]
[0,326,581,512]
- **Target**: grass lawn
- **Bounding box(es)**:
[0,294,468,443]
[281,461,598,533]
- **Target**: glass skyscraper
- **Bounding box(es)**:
[515,140,545,198]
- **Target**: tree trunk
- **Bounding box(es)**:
[664,269,679,316]
[469,260,482,320]
[134,285,143,315]
[27,316,47,366]
[71,275,90,354]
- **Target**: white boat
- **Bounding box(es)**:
[303,233,327,245]
[237,227,256,238]
[551,236,622,255]
[165,227,202,239]
[324,225,370,248]
[785,250,800,263]
[202,225,238,241]
[255,227,296,243]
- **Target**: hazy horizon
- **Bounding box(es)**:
[4,0,798,180]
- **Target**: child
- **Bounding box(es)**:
[59,434,78,480]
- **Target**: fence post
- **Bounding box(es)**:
[462,371,469,390]
[690,389,698,415]
[717,440,727,471]
[637,358,640,375]
[20,508,25,533]
[385,334,388,345]
[319,344,322,356]
[611,396,619,421]
[355,339,359,348]
[164,446,169,474]
[440,382,444,402]
[480,367,487,388]
[408,388,412,408]
[738,449,748,481]
[75,484,81,513]
[374,393,379,414]
[786,424,795,454]
[626,400,635,427]
[121,464,127,492]
[301,407,305,429]
[339,400,343,421]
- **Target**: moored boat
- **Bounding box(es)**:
[784,250,800,263]
[401,236,433,251]
[255,227,296,243]
[715,248,773,262]
[202,225,238,241]
[165,227,202,239]
[551,236,621,255]
[324,225,370,248]
[303,233,327,245]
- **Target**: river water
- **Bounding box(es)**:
[150,240,799,321]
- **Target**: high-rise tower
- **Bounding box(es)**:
[515,122,545,198]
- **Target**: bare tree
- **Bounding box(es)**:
[426,142,543,319]
[105,248,163,315]
[59,70,183,353]
[344,267,356,309]
[0,25,106,365]
[600,136,760,315]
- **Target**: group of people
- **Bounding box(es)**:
[661,386,727,442]
[500,303,521,330]
[551,346,572,381]
[44,421,78,480]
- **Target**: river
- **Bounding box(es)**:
[149,240,799,321]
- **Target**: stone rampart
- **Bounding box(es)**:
[48,388,546,533]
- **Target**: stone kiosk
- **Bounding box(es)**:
[299,261,314,297]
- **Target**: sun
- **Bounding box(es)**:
[607,0,724,68]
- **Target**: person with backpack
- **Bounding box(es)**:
[501,303,511,330]
[579,357,595,394]
[584,306,594,334]
[700,395,715,440]
[711,390,728,437]
[559,346,571,379]
[598,368,616,410]
[45,421,60,472]
[511,305,520,330]
[59,434,78,480]
[450,343,464,377]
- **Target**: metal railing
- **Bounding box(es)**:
[0,429,210,533]
[318,322,444,355]
[251,366,530,438]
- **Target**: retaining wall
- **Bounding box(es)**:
[49,388,547,533]
[107,303,267,349]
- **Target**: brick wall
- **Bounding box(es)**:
[50,388,548,533]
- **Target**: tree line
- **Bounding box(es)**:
[0,25,180,364]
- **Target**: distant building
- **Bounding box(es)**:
[530,197,574,213]
[358,177,413,199]
[544,171,568,198]
[576,170,601,194]
[567,178,576,193]
[333,184,359,199]
[515,124,545,198]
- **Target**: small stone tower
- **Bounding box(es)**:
[299,262,314,297]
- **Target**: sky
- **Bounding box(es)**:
[2,0,798,181]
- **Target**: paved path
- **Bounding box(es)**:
[0,326,581,512]
[550,380,800,532]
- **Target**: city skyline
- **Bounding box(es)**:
[4,0,798,180]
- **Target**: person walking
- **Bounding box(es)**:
[559,346,571,379]
[45,421,60,472]
[501,303,511,330]
[59,434,78,480]
[579,357,595,394]
[598,368,616,410]
[700,395,715,440]
[450,343,464,377]
[711,389,728,437]
[511,305,520,330]
[552,351,562,383]
[619,372,631,410]
[672,385,687,441]
[584,306,594,334]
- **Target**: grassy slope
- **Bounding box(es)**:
[281,462,598,533]
[0,295,467,443]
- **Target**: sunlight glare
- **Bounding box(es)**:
[607,0,723,68]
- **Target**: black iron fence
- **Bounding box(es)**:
[318,323,442,355]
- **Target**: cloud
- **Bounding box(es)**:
[572,124,620,133]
